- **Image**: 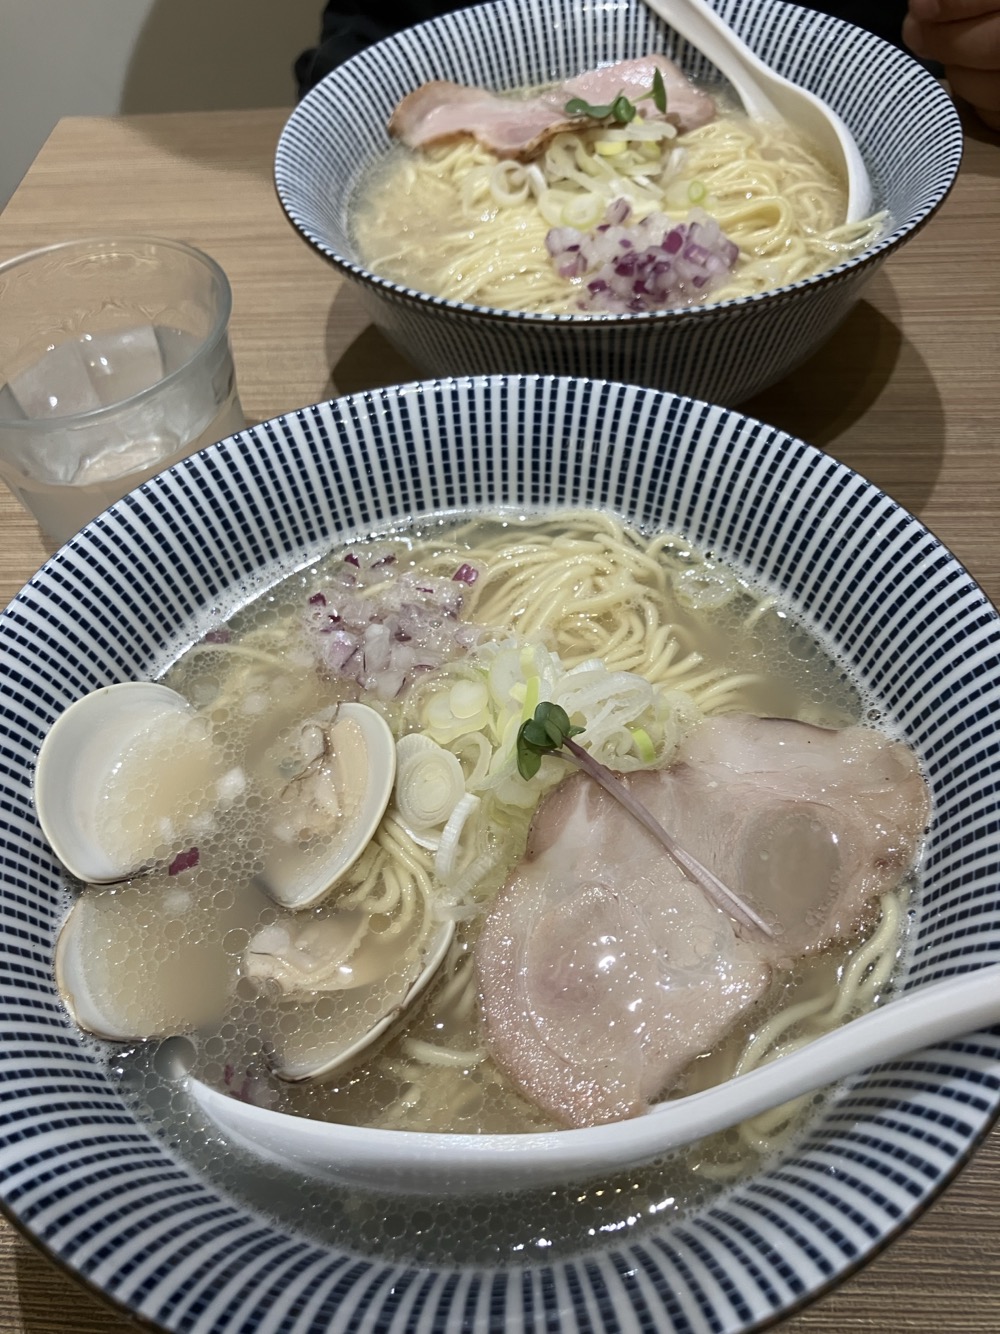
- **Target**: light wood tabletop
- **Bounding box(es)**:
[1,103,999,1333]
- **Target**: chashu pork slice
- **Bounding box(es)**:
[389,55,717,160]
[476,714,929,1128]
[629,714,930,966]
[475,773,771,1128]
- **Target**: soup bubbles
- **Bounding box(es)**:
[39,511,921,1257]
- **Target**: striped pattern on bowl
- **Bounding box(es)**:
[275,0,961,403]
[1,375,999,1333]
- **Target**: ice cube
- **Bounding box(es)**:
[82,325,165,407]
[73,438,166,485]
[0,381,27,422]
[3,417,82,485]
[10,340,102,419]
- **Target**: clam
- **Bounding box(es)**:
[54,873,272,1041]
[35,683,395,909]
[249,916,455,1081]
[255,702,397,911]
[41,678,432,1077]
[34,682,233,884]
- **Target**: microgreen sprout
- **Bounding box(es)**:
[516,701,583,779]
[564,92,638,124]
[516,700,773,937]
[563,68,667,126]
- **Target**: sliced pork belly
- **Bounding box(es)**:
[389,56,716,160]
[475,714,928,1128]
[475,774,770,1127]
[631,714,930,965]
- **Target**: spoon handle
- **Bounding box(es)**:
[646,962,1000,1146]
[644,0,780,120]
[641,0,873,222]
[188,963,1000,1194]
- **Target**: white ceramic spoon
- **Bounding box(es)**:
[186,963,1000,1195]
[644,0,873,222]
[644,961,1000,1139]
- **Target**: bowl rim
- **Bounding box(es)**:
[3,373,1000,1334]
[274,0,964,325]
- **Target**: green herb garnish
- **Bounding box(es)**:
[516,701,584,779]
[563,67,668,126]
[650,67,667,114]
[516,700,772,937]
[564,92,638,124]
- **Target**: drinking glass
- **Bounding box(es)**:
[0,236,245,545]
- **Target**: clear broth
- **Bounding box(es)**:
[79,511,912,1261]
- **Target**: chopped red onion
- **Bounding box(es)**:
[320,629,359,671]
[545,200,740,314]
[363,622,392,675]
[168,847,200,876]
[343,544,397,572]
[222,1064,271,1107]
[304,553,485,699]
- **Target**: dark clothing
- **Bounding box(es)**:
[805,0,908,51]
[295,0,914,97]
[295,0,464,95]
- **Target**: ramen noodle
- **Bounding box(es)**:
[50,512,926,1190]
[353,66,883,313]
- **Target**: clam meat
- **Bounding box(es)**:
[254,702,397,910]
[248,915,455,1081]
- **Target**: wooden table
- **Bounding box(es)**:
[1,105,999,1333]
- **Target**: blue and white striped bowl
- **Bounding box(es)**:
[275,0,961,405]
[2,375,999,1332]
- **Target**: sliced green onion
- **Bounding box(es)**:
[561,193,605,230]
[629,725,657,764]
[488,159,530,207]
[486,646,526,707]
[521,673,541,721]
[449,678,490,720]
[434,792,482,882]
[663,177,694,211]
[524,163,547,198]
[394,733,466,838]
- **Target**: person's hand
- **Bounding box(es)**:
[904,0,1000,129]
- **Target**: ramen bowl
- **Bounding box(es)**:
[2,375,1000,1334]
[275,0,962,404]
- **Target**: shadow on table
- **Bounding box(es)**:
[322,275,421,398]
[743,293,902,448]
[744,270,946,516]
[326,267,946,521]
[13,1232,136,1333]
[331,327,420,395]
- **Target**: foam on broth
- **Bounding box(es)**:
[66,510,914,1261]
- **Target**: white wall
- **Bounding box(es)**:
[0,0,323,208]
